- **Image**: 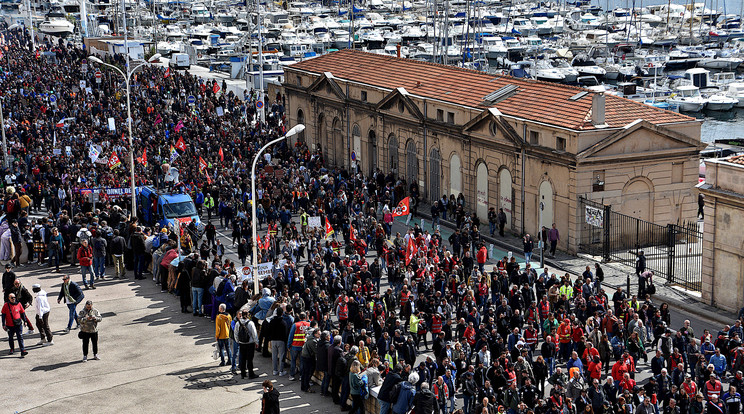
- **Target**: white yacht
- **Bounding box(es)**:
[725,83,744,107]
[668,85,707,112]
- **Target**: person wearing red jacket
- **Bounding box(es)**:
[1,292,33,357]
[476,244,487,273]
[77,239,95,289]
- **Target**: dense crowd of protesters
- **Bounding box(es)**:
[2,26,744,414]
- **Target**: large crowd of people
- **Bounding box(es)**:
[1,26,744,414]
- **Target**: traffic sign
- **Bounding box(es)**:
[256,100,264,109]
[187,95,196,105]
[81,63,88,73]
[49,94,56,105]
[95,71,102,83]
[351,151,356,161]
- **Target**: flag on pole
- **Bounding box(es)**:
[175,136,186,152]
[212,82,220,94]
[198,156,207,172]
[325,217,334,239]
[405,236,417,265]
[108,152,122,170]
[52,130,57,147]
[174,120,184,133]
[55,118,64,128]
[137,147,148,167]
[88,144,100,163]
[169,145,179,162]
[349,224,356,242]
[263,234,271,250]
[154,114,162,125]
[219,147,224,162]
[206,174,212,185]
[163,67,171,79]
[392,197,411,217]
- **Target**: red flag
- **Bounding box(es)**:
[256,236,263,249]
[175,136,186,152]
[325,217,334,238]
[200,83,206,93]
[405,237,417,265]
[263,234,271,250]
[392,197,411,217]
[137,148,148,167]
[55,118,65,128]
[198,156,208,172]
[219,147,224,162]
[174,120,185,133]
[213,82,220,94]
[107,152,122,170]
[349,224,356,242]
[206,174,212,185]
[154,114,162,125]
[163,67,171,79]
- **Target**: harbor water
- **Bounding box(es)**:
[699,107,744,141]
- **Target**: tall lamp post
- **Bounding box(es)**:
[251,124,305,293]
[89,53,161,218]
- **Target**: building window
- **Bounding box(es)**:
[556,136,567,151]
[489,121,499,136]
[436,109,444,122]
[529,130,539,145]
[672,162,684,183]
[398,101,405,113]
[593,170,605,192]
[296,75,302,86]
[361,91,367,102]
[447,112,455,124]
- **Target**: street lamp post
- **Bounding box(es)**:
[251,124,305,294]
[89,54,160,218]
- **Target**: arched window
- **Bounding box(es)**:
[429,148,441,200]
[406,140,418,186]
[388,134,398,175]
[297,108,305,142]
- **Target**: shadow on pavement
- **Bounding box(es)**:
[30,359,84,371]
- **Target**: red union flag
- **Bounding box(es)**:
[213,82,220,94]
[219,147,224,162]
[392,197,411,217]
[175,136,186,152]
[405,236,417,265]
[107,152,121,170]
[325,217,334,238]
[349,224,356,242]
[198,156,208,172]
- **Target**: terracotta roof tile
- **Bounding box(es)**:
[291,49,695,130]
[728,154,744,165]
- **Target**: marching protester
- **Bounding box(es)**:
[78,300,102,362]
[32,283,53,346]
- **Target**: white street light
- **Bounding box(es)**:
[89,53,161,218]
[251,124,305,294]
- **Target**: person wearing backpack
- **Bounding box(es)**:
[378,363,404,414]
[91,231,107,281]
[235,309,259,379]
[392,372,418,414]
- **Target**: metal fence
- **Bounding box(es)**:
[578,197,703,292]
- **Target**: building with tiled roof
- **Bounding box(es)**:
[697,155,744,311]
[280,49,704,253]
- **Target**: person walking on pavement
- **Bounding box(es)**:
[498,208,507,237]
[2,263,16,301]
[548,223,560,257]
[235,309,259,379]
[57,275,84,333]
[301,328,320,392]
[215,303,232,367]
[131,227,147,280]
[9,219,22,268]
[77,239,95,289]
[78,300,102,362]
[91,230,107,281]
[261,379,280,414]
[32,284,53,346]
[1,291,33,357]
[636,250,647,295]
[523,234,534,264]
[8,279,33,309]
[47,227,64,273]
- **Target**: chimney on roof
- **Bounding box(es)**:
[592,92,606,127]
[396,44,401,58]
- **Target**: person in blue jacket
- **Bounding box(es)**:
[392,372,418,414]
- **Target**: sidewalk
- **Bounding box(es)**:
[412,200,738,327]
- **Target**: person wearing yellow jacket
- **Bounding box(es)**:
[215,303,232,366]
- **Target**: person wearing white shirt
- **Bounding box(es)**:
[32,284,53,345]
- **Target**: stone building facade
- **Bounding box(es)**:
[698,156,744,311]
[281,50,703,254]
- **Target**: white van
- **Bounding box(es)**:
[170,53,191,70]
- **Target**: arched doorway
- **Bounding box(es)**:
[367,130,377,176]
[429,148,441,201]
[449,153,462,197]
[317,113,326,154]
[332,117,342,167]
[621,178,653,222]
[387,134,398,176]
[296,108,305,143]
[406,140,418,187]
[499,168,513,229]
[476,162,489,221]
[538,180,554,231]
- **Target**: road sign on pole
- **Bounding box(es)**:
[95,71,102,83]
[256,100,264,109]
[187,95,196,105]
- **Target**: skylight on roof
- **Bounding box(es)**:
[569,91,589,101]
[483,84,519,105]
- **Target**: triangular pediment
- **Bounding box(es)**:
[376,87,424,121]
[578,119,705,159]
[463,107,523,148]
[308,72,347,100]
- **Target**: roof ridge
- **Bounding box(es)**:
[606,93,696,122]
